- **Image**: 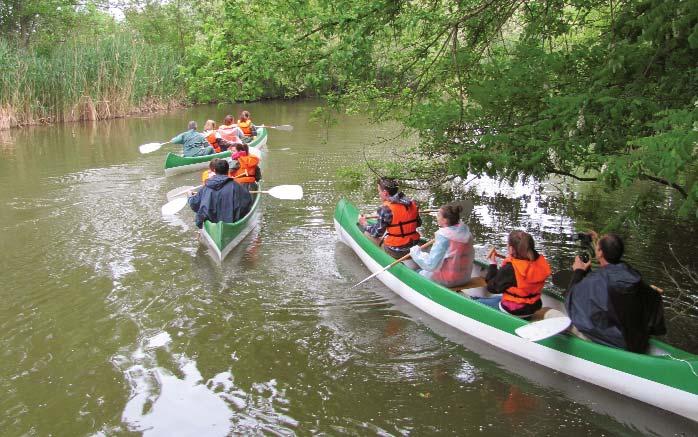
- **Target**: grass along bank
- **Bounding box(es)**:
[0,33,184,130]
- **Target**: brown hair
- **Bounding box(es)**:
[440,204,461,226]
[239,110,250,121]
[223,114,234,125]
[377,178,398,196]
[508,230,536,260]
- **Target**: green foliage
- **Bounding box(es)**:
[0,1,184,127]
[336,167,365,191]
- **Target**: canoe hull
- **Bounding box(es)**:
[164,128,268,175]
[200,184,262,263]
[334,198,698,422]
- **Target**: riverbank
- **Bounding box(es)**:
[0,33,184,131]
[0,97,186,131]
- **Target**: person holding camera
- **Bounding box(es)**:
[565,232,666,353]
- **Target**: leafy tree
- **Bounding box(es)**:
[216,0,696,217]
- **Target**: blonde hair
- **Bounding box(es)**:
[204,119,216,131]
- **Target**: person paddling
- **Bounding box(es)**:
[218,115,244,145]
[171,121,215,157]
[237,110,257,143]
[188,159,252,229]
[474,231,551,317]
[203,120,237,153]
[409,203,474,287]
[357,178,421,259]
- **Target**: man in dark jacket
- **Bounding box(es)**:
[565,233,666,352]
[188,159,252,228]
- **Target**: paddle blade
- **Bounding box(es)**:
[161,196,188,215]
[515,316,571,342]
[272,124,293,131]
[166,185,198,201]
[267,185,303,200]
[139,142,164,154]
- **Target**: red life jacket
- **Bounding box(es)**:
[204,131,220,153]
[383,200,420,247]
[501,255,551,305]
[230,154,260,183]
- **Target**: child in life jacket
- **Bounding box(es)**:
[229,143,260,188]
[201,158,219,184]
[474,230,551,317]
[218,114,244,145]
[203,119,237,152]
[409,203,475,287]
[237,110,257,143]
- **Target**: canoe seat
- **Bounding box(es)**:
[448,276,487,292]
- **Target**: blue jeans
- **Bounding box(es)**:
[474,295,502,310]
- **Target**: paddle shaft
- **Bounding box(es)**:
[352,239,435,288]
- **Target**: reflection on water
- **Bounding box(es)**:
[0,100,696,436]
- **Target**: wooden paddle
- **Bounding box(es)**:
[161,184,303,215]
[139,140,171,154]
[351,239,435,289]
[257,124,293,131]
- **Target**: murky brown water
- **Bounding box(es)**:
[1,100,696,435]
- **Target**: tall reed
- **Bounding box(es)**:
[0,32,183,129]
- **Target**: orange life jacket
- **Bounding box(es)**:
[201,169,216,184]
[218,125,241,143]
[501,255,551,305]
[237,119,254,137]
[204,131,220,153]
[383,200,420,247]
[230,154,260,183]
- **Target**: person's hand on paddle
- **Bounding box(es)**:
[358,214,367,227]
[487,247,499,264]
[572,255,591,272]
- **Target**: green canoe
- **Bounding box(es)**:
[334,198,698,422]
[199,183,263,262]
[164,128,268,176]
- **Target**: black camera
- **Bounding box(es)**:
[574,232,593,263]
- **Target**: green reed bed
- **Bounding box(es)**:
[0,33,183,129]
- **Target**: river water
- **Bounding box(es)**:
[1,100,696,436]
